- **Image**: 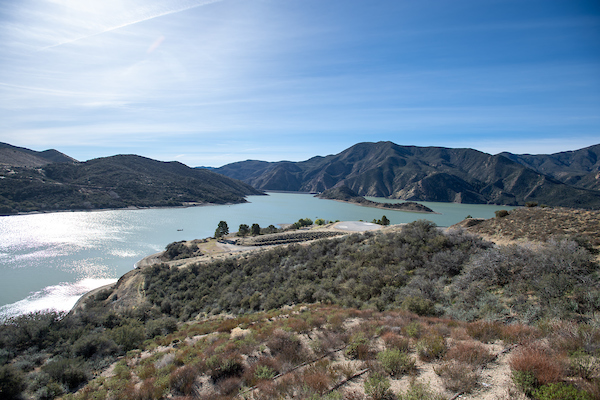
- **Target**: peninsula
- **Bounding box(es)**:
[316,185,436,213]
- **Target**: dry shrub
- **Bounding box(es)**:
[434,360,479,393]
[501,323,540,344]
[345,332,373,360]
[327,313,346,331]
[207,353,244,383]
[466,321,504,343]
[343,389,366,400]
[169,364,198,395]
[550,322,600,356]
[137,363,157,380]
[381,332,410,352]
[267,329,308,365]
[302,369,333,395]
[333,362,359,380]
[285,317,310,333]
[136,377,163,400]
[217,376,242,396]
[444,341,494,367]
[509,344,564,388]
[312,330,346,355]
[216,319,239,333]
[255,374,296,400]
[243,355,281,386]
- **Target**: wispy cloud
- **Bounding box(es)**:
[40,0,228,50]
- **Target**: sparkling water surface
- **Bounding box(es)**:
[0,193,514,319]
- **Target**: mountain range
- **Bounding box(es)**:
[215,141,600,209]
[0,143,261,215]
[2,141,599,213]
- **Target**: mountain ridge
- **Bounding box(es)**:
[215,141,600,209]
[0,142,77,167]
[0,151,262,215]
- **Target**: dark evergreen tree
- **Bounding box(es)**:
[215,221,229,238]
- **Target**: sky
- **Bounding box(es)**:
[0,0,599,167]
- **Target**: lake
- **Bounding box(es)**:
[0,192,514,319]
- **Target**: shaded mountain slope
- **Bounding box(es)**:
[216,141,600,208]
[0,154,262,214]
[499,143,600,191]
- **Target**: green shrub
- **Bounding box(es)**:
[42,358,89,391]
[364,372,393,400]
[416,335,447,361]
[111,321,145,351]
[404,322,422,339]
[377,349,416,376]
[398,382,444,400]
[533,382,592,400]
[36,381,65,400]
[495,209,509,218]
[511,370,537,397]
[401,296,436,316]
[254,365,276,380]
[0,364,25,399]
[73,332,119,359]
[345,332,370,360]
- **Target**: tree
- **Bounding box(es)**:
[238,224,250,237]
[215,221,229,238]
[374,215,390,226]
[251,223,261,236]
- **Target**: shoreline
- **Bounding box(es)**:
[2,199,251,217]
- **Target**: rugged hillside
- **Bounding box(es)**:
[216,141,600,209]
[0,142,77,167]
[499,143,600,191]
[0,154,262,214]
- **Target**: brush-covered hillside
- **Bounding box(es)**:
[2,210,600,400]
[0,153,262,215]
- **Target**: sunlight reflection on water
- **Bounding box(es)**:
[0,193,515,319]
[0,278,117,321]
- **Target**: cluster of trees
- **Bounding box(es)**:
[372,215,390,225]
[215,218,320,239]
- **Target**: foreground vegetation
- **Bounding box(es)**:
[1,216,600,399]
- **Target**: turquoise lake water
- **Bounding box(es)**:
[0,192,514,319]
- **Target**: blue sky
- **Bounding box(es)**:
[0,0,599,166]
